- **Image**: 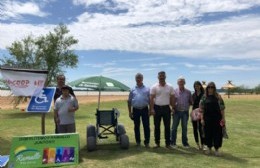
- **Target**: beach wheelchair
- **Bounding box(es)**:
[86,108,129,151]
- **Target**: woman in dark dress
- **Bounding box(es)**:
[200,82,225,156]
[191,81,205,150]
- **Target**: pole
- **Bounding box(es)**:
[97,76,102,110]
[41,113,45,135]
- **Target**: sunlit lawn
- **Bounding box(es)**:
[0,97,260,168]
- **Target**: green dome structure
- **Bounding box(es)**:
[68,76,130,91]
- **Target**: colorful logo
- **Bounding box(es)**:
[14,146,41,162]
[42,147,75,164]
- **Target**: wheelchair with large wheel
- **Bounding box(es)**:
[86,108,129,151]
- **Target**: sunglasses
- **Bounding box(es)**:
[208,86,215,89]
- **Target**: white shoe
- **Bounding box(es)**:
[215,150,221,156]
[202,145,208,151]
[172,145,178,149]
[204,147,212,155]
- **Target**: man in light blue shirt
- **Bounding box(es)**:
[128,73,150,147]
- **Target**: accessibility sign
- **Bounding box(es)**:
[27,87,56,112]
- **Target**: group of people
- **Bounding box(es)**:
[52,72,225,156]
[128,71,226,156]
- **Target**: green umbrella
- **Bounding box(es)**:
[69,76,130,109]
[69,76,130,91]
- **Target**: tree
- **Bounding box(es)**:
[0,24,78,86]
[254,84,260,94]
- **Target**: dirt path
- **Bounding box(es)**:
[0,95,128,110]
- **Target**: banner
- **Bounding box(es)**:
[0,68,48,96]
[8,134,79,168]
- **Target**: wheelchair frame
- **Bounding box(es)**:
[86,108,129,151]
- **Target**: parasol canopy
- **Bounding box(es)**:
[222,80,236,89]
[69,76,130,91]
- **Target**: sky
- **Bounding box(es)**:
[0,0,260,90]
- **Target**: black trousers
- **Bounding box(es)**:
[192,120,205,145]
[154,105,171,146]
[204,118,223,150]
[54,118,59,134]
[133,107,150,145]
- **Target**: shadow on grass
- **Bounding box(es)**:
[149,145,198,156]
[78,143,200,163]
[79,142,146,162]
[218,152,248,164]
[179,146,248,164]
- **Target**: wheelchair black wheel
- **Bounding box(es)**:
[87,125,96,137]
[117,124,126,135]
[87,136,96,151]
[120,134,129,149]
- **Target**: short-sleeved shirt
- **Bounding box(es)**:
[54,95,78,125]
[128,85,150,108]
[150,83,174,106]
[200,94,225,111]
[200,94,225,120]
[174,88,192,111]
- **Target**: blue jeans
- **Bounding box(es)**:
[171,110,189,146]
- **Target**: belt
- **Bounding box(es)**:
[155,104,169,108]
[176,109,187,112]
[133,106,148,110]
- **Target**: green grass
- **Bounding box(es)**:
[1,98,260,168]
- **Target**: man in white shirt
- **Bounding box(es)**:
[150,71,175,149]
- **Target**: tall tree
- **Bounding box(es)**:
[0,24,78,86]
[254,84,260,94]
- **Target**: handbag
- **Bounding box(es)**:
[190,108,201,121]
[220,119,229,139]
[222,125,229,139]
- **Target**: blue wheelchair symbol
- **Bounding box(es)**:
[34,90,48,104]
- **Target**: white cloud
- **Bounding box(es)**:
[0,0,49,21]
[83,62,116,68]
[142,68,158,71]
[72,0,106,6]
[186,63,260,74]
[101,67,136,76]
[1,0,260,61]
[184,63,195,68]
[215,65,259,71]
[114,57,164,63]
[0,23,53,49]
[141,63,170,67]
[71,14,260,60]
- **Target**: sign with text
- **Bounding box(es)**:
[27,87,56,112]
[0,68,48,96]
[8,133,79,168]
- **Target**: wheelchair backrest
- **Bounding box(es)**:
[96,108,118,125]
